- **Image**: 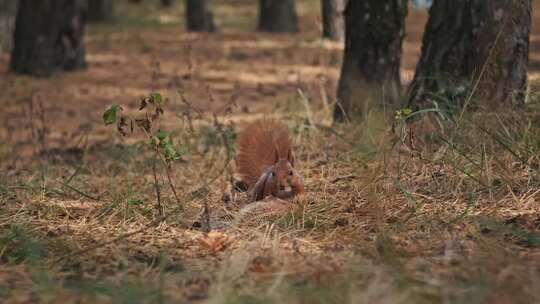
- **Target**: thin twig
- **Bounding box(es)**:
[331,174,358,183]
[201,200,211,233]
[64,166,81,185]
[152,160,164,219]
[139,126,183,207]
[61,183,100,201]
[163,164,182,207]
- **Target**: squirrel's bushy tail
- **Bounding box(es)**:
[236,119,292,188]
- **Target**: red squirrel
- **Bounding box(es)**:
[236,119,305,201]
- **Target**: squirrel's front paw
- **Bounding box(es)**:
[275,189,295,199]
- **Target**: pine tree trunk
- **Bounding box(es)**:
[408,0,531,108]
[406,0,473,108]
[0,0,18,54]
[186,0,215,32]
[334,0,407,121]
[321,0,345,41]
[258,0,299,33]
[88,0,114,22]
[161,0,174,7]
[10,0,87,77]
[474,0,530,106]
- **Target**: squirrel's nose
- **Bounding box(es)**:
[279,185,286,191]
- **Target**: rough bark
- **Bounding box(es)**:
[408,0,531,108]
[334,0,407,121]
[474,0,530,106]
[10,0,87,77]
[0,0,18,54]
[186,0,215,32]
[88,0,114,22]
[321,0,345,41]
[258,0,299,33]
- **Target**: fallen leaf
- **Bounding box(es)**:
[198,231,234,253]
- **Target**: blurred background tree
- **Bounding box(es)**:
[334,0,407,121]
[321,0,345,41]
[88,0,114,22]
[258,0,299,32]
[408,0,531,109]
[10,0,88,76]
[186,0,215,32]
[0,0,17,54]
[2,0,532,115]
[161,0,174,7]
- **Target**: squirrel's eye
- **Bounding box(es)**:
[289,170,293,176]
[270,172,275,177]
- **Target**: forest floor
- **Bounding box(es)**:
[0,0,539,303]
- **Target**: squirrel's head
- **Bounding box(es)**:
[272,148,295,193]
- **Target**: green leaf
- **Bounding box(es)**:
[103,104,121,125]
[155,130,170,141]
[150,92,163,104]
[163,144,179,161]
[155,130,181,161]
[401,108,413,116]
[394,108,413,121]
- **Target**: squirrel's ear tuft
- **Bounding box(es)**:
[287,148,295,167]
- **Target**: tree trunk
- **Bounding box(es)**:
[258,0,299,33]
[161,0,174,7]
[474,0,530,106]
[321,0,345,41]
[408,0,531,109]
[10,0,87,77]
[88,0,114,22]
[334,0,407,121]
[0,0,18,54]
[186,0,215,32]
